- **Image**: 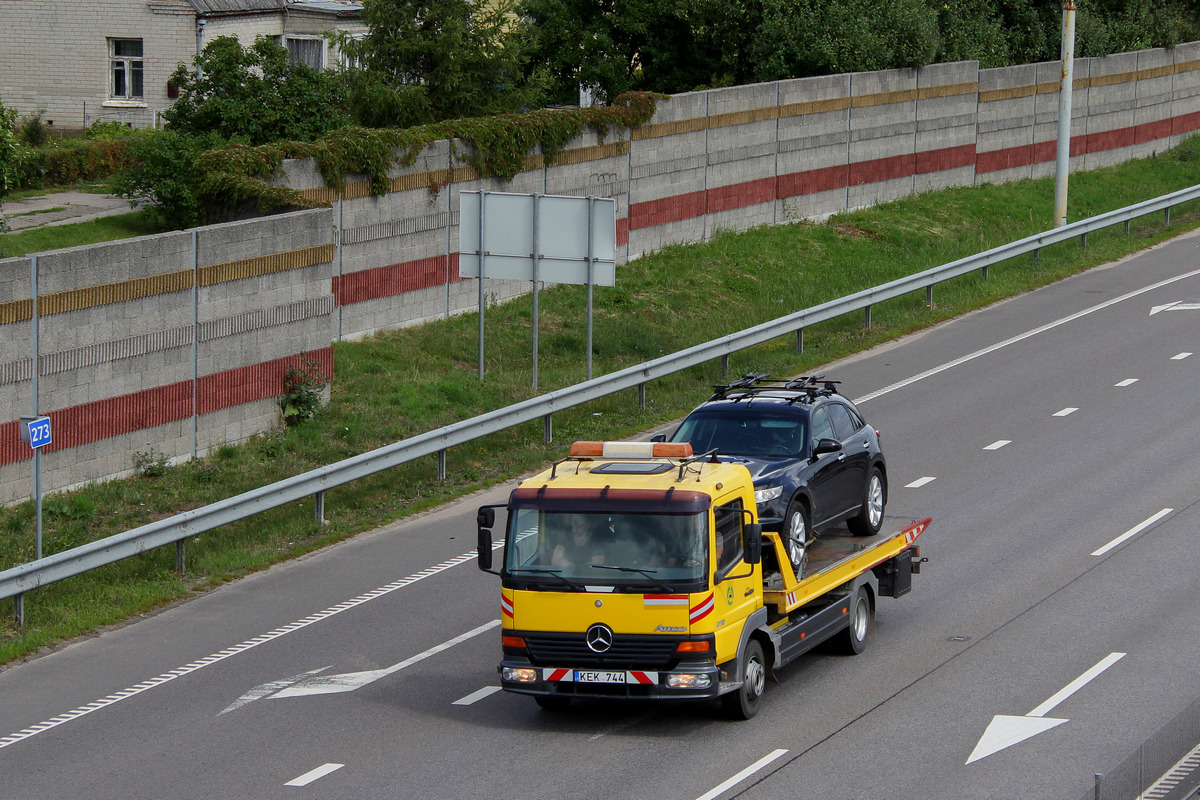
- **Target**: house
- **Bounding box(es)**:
[0,0,365,133]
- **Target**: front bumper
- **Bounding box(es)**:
[499,657,723,701]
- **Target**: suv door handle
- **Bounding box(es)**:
[837,453,846,462]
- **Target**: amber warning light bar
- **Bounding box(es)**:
[569,441,694,459]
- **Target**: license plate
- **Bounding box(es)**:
[574,670,626,683]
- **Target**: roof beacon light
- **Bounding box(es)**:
[569,441,694,459]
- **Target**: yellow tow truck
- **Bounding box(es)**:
[477,440,930,719]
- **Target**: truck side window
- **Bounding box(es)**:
[714,499,743,572]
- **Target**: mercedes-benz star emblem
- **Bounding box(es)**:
[585,623,614,653]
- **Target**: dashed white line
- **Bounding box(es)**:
[905,477,937,488]
[983,440,1011,450]
[1171,352,1193,360]
[453,686,503,706]
[693,749,789,800]
[1053,407,1078,417]
[285,763,344,787]
[1115,378,1139,387]
[1092,508,1173,556]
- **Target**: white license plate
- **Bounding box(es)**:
[574,670,626,683]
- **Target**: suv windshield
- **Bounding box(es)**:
[672,411,807,458]
[505,509,707,588]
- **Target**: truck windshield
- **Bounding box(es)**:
[505,509,707,588]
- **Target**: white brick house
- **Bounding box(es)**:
[0,0,364,133]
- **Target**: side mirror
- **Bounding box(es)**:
[477,507,495,528]
[813,438,842,457]
[744,523,762,565]
[650,433,666,443]
[478,528,493,571]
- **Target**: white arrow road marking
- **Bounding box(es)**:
[1115,378,1139,387]
[285,763,344,787]
[1053,407,1078,417]
[222,666,332,714]
[1171,352,1193,360]
[1092,508,1173,556]
[265,620,500,700]
[967,653,1126,764]
[1150,302,1200,315]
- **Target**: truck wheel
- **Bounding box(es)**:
[847,468,886,536]
[782,500,810,578]
[832,587,872,655]
[534,695,571,712]
[721,640,766,720]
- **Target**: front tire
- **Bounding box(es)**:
[721,639,767,720]
[831,587,872,655]
[847,468,885,536]
[782,500,810,578]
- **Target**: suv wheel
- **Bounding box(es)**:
[847,468,885,536]
[783,500,810,578]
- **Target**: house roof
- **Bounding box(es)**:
[187,0,361,15]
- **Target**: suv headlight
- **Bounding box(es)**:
[754,485,782,504]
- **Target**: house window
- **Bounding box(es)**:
[110,39,144,99]
[281,36,324,69]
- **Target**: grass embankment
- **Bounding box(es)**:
[3,145,1200,665]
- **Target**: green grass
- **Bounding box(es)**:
[4,144,1200,663]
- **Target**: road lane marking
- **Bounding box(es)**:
[983,440,1011,450]
[285,763,344,787]
[1172,352,1193,360]
[453,686,502,706]
[905,477,936,488]
[1092,508,1173,556]
[1150,302,1200,315]
[1115,378,1139,387]
[1053,407,1078,417]
[853,267,1200,406]
[0,544,502,750]
[967,653,1125,764]
[694,749,789,800]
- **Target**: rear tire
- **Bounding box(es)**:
[847,468,886,536]
[782,500,810,579]
[534,695,571,712]
[831,587,872,655]
[721,639,766,720]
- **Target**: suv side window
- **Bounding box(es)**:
[810,407,835,444]
[827,403,859,440]
[713,499,744,573]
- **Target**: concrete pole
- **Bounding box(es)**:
[1053,0,1076,227]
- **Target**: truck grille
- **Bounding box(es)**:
[521,631,681,668]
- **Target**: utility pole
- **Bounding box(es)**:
[1053,0,1077,227]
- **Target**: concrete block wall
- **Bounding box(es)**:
[1133,49,1177,159]
[914,62,979,194]
[703,82,780,236]
[776,74,852,222]
[1170,43,1200,149]
[846,68,919,210]
[1083,51,1140,170]
[977,63,1039,184]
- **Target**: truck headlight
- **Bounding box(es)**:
[666,673,713,690]
[502,667,538,683]
[754,485,782,504]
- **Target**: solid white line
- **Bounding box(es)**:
[452,686,502,706]
[1053,407,1078,417]
[285,763,344,787]
[1028,653,1126,717]
[905,477,936,488]
[983,440,1011,450]
[693,749,789,800]
[853,267,1200,406]
[1092,508,1173,556]
[0,546,496,750]
[1115,378,1139,387]
[1172,352,1193,360]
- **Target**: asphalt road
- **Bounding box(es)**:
[2,230,1199,800]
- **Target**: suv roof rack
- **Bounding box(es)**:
[708,373,841,404]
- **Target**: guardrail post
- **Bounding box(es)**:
[926,285,933,308]
[638,383,646,410]
[981,265,989,281]
[437,450,447,481]
[13,593,23,627]
[796,328,804,354]
[721,355,729,374]
[544,414,552,443]
[175,540,185,574]
[314,491,327,526]
[1124,220,1130,235]
[1033,248,1040,265]
[1165,207,1172,226]
[864,305,872,328]
[1093,772,1102,800]
[1080,232,1087,248]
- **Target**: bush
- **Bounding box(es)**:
[109,129,226,229]
[40,138,135,186]
[16,110,51,147]
[85,120,137,140]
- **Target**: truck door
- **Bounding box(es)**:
[711,498,759,662]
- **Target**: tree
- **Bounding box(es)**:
[165,36,354,145]
[0,98,21,233]
[335,0,549,123]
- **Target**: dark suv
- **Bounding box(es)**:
[658,375,887,577]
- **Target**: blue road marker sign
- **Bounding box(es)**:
[20,415,51,449]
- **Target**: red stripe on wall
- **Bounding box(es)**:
[1173,109,1200,135]
[777,164,848,198]
[708,177,776,214]
[1083,127,1134,154]
[616,217,629,247]
[1,346,335,467]
[917,144,976,174]
[335,255,461,307]
[849,152,917,186]
[628,191,706,230]
[976,143,1035,174]
[1136,118,1173,144]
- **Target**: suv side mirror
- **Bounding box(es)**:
[813,438,842,457]
[650,433,666,442]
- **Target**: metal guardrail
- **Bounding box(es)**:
[4,183,1200,616]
